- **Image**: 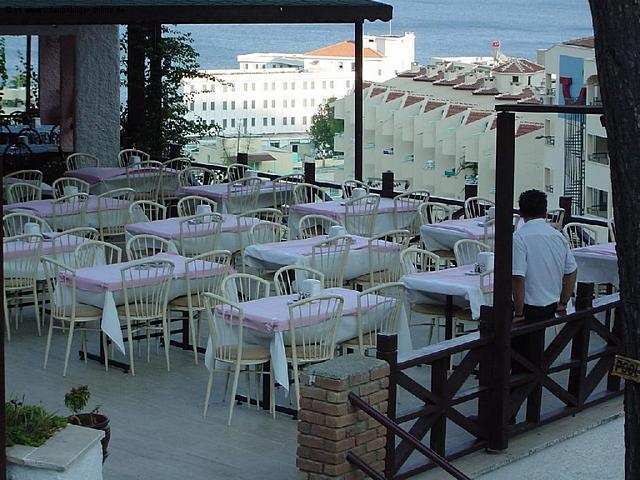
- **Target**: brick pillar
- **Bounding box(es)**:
[296,354,390,480]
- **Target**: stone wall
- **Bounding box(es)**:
[297,354,390,480]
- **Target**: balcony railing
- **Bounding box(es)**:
[588,152,610,165]
[590,97,603,106]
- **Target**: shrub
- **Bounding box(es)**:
[6,398,67,448]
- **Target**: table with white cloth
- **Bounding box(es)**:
[3,176,54,200]
[204,287,413,392]
[3,232,91,280]
[420,216,493,251]
[125,214,264,255]
[243,234,399,281]
[573,242,618,286]
[401,265,493,339]
[288,198,418,238]
[56,252,227,370]
[66,166,178,196]
[177,181,292,213]
[4,196,146,230]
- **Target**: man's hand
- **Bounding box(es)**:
[556,302,567,316]
[513,314,525,323]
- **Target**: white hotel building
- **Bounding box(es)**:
[183,33,415,137]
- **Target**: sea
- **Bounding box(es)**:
[2,0,593,75]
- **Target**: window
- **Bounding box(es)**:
[271,82,276,90]
[283,117,288,125]
[290,117,295,125]
[210,101,215,110]
[223,101,228,110]
[251,117,256,127]
[271,100,276,108]
[303,81,308,90]
[223,85,228,93]
[189,102,195,111]
[222,119,228,128]
[310,81,315,89]
[263,100,268,108]
[302,116,307,125]
[210,119,215,125]
[346,80,350,88]
[251,100,255,109]
[263,82,268,90]
[231,118,236,127]
[243,100,248,110]
[544,168,553,193]
[243,83,248,91]
[271,117,276,126]
[512,75,520,84]
[329,81,334,89]
[202,102,207,111]
[303,99,307,107]
[283,100,288,108]
[231,101,236,110]
[251,83,256,91]
[311,98,316,106]
[283,82,288,90]
[291,82,295,90]
[322,80,326,89]
[263,117,268,126]
[292,144,299,153]
[291,99,295,108]
[243,118,248,128]
[378,69,382,76]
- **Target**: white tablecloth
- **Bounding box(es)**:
[177,182,289,213]
[204,287,412,390]
[573,242,618,286]
[420,217,491,251]
[401,265,493,319]
[67,167,178,196]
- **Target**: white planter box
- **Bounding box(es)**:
[7,424,104,480]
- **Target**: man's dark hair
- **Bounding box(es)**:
[518,189,547,218]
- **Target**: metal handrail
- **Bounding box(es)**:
[348,392,472,480]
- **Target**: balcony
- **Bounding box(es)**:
[588,152,610,165]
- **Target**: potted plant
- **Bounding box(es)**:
[6,397,67,448]
[64,386,111,462]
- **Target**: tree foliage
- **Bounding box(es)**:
[120,26,219,155]
[0,37,7,88]
[309,97,344,159]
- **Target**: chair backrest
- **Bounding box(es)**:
[202,293,245,363]
[356,282,405,350]
[563,222,600,249]
[6,182,42,203]
[221,272,271,303]
[342,179,369,199]
[227,163,248,182]
[287,295,344,363]
[41,258,79,319]
[130,200,167,222]
[126,234,176,260]
[65,153,100,171]
[298,214,341,239]
[239,208,283,224]
[118,148,150,168]
[48,227,99,267]
[176,195,218,217]
[366,230,411,284]
[4,234,42,280]
[453,239,491,266]
[419,201,453,224]
[293,183,328,205]
[4,169,43,188]
[74,240,123,268]
[49,193,90,231]
[3,212,52,237]
[272,174,303,212]
[163,157,192,172]
[274,266,325,296]
[178,166,220,187]
[546,208,565,230]
[310,235,352,287]
[16,127,42,145]
[121,259,174,319]
[393,191,429,235]
[52,177,91,199]
[185,250,233,306]
[249,221,289,245]
[344,194,379,237]
[400,246,442,274]
[464,196,495,219]
[178,213,224,257]
[127,160,164,201]
[225,177,262,214]
[96,188,135,240]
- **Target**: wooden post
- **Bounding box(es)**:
[568,282,594,407]
[237,152,249,165]
[478,306,495,449]
[430,358,448,456]
[354,20,363,182]
[607,304,624,392]
[376,333,398,479]
[488,111,516,452]
[127,24,146,149]
[559,196,573,226]
[304,160,316,184]
[381,170,394,198]
[0,151,5,480]
[464,183,478,200]
[148,23,163,159]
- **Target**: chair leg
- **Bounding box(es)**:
[126,319,136,376]
[269,364,275,419]
[43,317,54,369]
[189,310,198,365]
[62,320,76,377]
[101,332,109,373]
[32,284,41,336]
[81,329,87,363]
[4,291,11,342]
[292,359,301,411]
[227,362,242,426]
[162,315,171,372]
[203,369,215,419]
[146,320,151,363]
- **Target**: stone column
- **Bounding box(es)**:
[296,354,390,480]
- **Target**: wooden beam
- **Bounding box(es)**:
[25,35,31,115]
[488,111,516,451]
[495,104,604,115]
[127,24,146,149]
[354,20,363,181]
[148,23,163,158]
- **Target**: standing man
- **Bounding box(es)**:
[511,189,577,419]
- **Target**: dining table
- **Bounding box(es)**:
[573,242,618,286]
[288,197,418,238]
[66,166,178,195]
[420,216,494,251]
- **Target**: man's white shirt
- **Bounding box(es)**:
[512,218,577,307]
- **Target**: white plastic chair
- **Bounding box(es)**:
[4,169,43,189]
[74,240,123,268]
[274,266,325,296]
[546,208,565,230]
[298,214,341,239]
[118,148,150,168]
[226,178,262,214]
[66,153,100,171]
[453,239,491,266]
[310,235,353,288]
[393,190,430,235]
[227,163,248,182]
[3,212,52,237]
[49,193,90,231]
[176,195,218,217]
[464,196,495,219]
[126,234,176,260]
[6,182,42,203]
[129,200,167,223]
[126,160,165,202]
[293,183,328,205]
[96,188,135,243]
[344,193,380,237]
[341,179,369,198]
[178,213,223,257]
[563,222,600,249]
[221,273,271,303]
[272,174,303,215]
[419,201,454,225]
[52,177,91,199]
[178,166,222,187]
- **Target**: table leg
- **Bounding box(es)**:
[445,295,454,340]
[234,361,297,417]
[79,332,130,373]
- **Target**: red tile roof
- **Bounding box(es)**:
[414,71,444,83]
[473,86,500,96]
[454,78,484,90]
[305,40,383,59]
[490,117,497,130]
[398,67,427,78]
[515,123,544,137]
[517,96,542,105]
[564,37,595,48]
[363,81,372,89]
[404,95,425,108]
[492,58,544,74]
[386,91,405,103]
[446,104,468,118]
[495,87,536,100]
[465,111,492,125]
[434,75,465,86]
[424,101,447,112]
[370,87,386,97]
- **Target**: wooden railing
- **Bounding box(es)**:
[355,289,623,479]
